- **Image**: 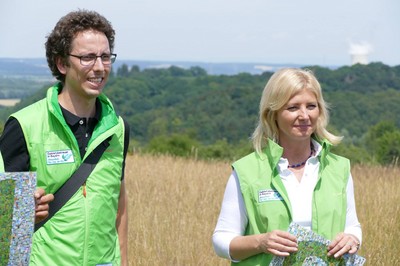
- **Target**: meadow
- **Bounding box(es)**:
[126,154,399,265]
[0,99,20,107]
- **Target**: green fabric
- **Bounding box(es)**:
[0,152,4,172]
[11,84,125,266]
[231,139,349,266]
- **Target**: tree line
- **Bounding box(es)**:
[0,62,399,165]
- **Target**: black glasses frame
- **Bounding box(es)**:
[68,53,117,66]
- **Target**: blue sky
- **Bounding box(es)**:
[0,0,398,67]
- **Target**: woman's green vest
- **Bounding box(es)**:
[10,84,125,266]
[231,139,349,266]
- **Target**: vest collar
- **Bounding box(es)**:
[259,139,283,169]
[259,137,332,169]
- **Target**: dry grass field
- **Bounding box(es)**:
[0,99,20,107]
[125,154,399,266]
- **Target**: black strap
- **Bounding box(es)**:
[121,117,130,180]
[34,137,111,232]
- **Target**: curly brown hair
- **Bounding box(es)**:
[45,9,115,83]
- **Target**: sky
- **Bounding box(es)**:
[0,0,399,67]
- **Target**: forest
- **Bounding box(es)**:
[0,62,399,165]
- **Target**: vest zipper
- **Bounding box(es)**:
[83,182,86,197]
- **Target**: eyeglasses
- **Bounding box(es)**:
[67,53,117,66]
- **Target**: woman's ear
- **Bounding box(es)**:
[56,56,67,75]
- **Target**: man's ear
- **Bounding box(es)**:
[56,56,67,75]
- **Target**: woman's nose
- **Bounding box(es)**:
[298,108,309,118]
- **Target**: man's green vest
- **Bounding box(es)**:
[9,84,125,266]
[231,139,349,266]
[0,152,4,171]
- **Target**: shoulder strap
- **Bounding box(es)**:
[122,117,130,159]
[34,136,112,232]
[121,117,130,180]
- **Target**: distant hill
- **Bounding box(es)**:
[114,60,308,75]
[0,62,399,164]
[0,57,308,101]
[0,57,319,77]
[0,58,51,78]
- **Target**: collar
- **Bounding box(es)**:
[60,99,102,127]
[260,137,331,168]
[278,139,322,170]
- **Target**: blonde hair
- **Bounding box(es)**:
[252,68,342,153]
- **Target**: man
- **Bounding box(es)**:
[0,10,129,265]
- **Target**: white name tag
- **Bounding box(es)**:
[258,189,283,203]
[46,150,75,165]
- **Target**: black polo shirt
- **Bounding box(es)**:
[60,100,102,159]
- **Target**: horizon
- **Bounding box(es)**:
[1,57,395,79]
[2,56,388,68]
[1,57,371,78]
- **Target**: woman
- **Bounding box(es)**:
[212,68,362,265]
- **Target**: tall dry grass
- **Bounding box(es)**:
[125,154,399,265]
[351,165,400,265]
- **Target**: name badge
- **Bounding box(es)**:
[46,150,75,165]
[258,189,283,203]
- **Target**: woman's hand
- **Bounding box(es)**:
[34,188,54,224]
[327,233,360,258]
[259,230,298,256]
[229,230,298,261]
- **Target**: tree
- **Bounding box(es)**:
[376,131,400,165]
[364,121,398,155]
[145,134,200,157]
[116,64,129,77]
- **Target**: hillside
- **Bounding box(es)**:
[0,62,399,164]
[106,62,400,143]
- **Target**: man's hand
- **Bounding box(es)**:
[34,188,54,224]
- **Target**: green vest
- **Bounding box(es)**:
[0,152,3,172]
[11,84,125,266]
[231,139,349,266]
